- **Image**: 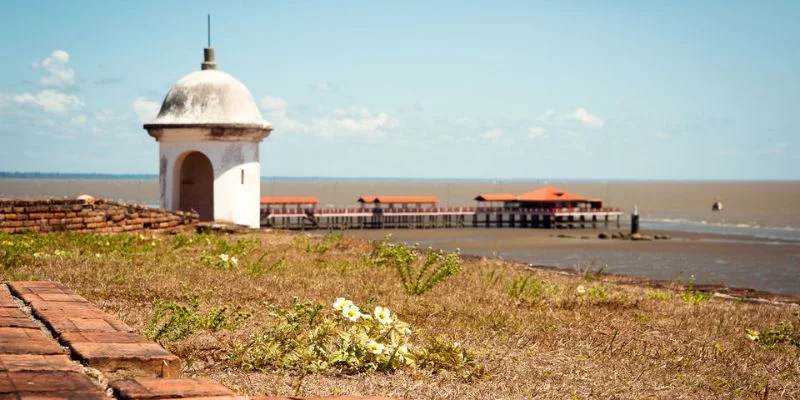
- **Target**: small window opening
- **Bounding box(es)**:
[241,169,244,185]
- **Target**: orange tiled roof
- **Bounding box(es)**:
[474,194,517,202]
[516,186,587,202]
[260,196,319,205]
[358,196,439,204]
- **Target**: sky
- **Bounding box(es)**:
[0,1,798,180]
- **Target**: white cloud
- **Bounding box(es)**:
[258,97,394,138]
[260,96,289,113]
[538,108,605,129]
[480,128,503,142]
[68,115,87,126]
[566,107,604,128]
[314,107,392,138]
[12,90,83,115]
[537,109,555,124]
[655,132,672,140]
[259,96,308,134]
[529,126,548,139]
[315,82,332,92]
[131,97,160,123]
[33,50,75,87]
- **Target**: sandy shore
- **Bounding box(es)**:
[344,228,800,296]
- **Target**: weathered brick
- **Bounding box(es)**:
[0,317,40,330]
[0,371,99,393]
[59,331,149,345]
[0,328,65,355]
[0,354,80,372]
[27,213,50,219]
[47,219,63,225]
[0,308,27,319]
[68,342,180,378]
[111,378,234,399]
[0,214,16,220]
[21,221,39,227]
[83,216,104,224]
[8,281,71,294]
[0,292,16,308]
[65,223,85,230]
[2,391,107,399]
[43,317,134,334]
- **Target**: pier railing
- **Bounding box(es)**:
[261,206,622,217]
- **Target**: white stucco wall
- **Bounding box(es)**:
[159,136,261,228]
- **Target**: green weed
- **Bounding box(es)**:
[680,275,710,305]
[746,313,800,349]
[508,274,544,299]
[372,238,461,295]
[144,299,248,344]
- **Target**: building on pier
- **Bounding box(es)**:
[357,196,440,210]
[475,186,595,210]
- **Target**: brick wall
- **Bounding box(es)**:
[0,198,197,234]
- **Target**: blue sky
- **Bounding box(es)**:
[0,1,797,179]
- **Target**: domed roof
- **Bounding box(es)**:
[145,67,271,131]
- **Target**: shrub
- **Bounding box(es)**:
[230,298,477,376]
[372,238,461,295]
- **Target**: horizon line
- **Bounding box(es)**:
[0,171,797,183]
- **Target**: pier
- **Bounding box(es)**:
[260,189,622,230]
[261,205,622,230]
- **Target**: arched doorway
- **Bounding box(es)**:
[177,151,214,221]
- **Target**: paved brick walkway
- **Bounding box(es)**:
[0,282,396,400]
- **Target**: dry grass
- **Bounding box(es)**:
[1,230,798,399]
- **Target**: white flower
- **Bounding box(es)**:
[374,306,392,325]
[333,297,353,311]
[576,285,587,295]
[230,256,239,266]
[342,304,361,321]
[404,327,413,336]
[367,340,385,355]
[219,254,230,262]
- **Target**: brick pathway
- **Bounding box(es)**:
[0,281,396,400]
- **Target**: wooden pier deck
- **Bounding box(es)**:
[261,207,622,230]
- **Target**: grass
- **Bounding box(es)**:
[1,230,799,399]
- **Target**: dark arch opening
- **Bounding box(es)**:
[177,151,214,221]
